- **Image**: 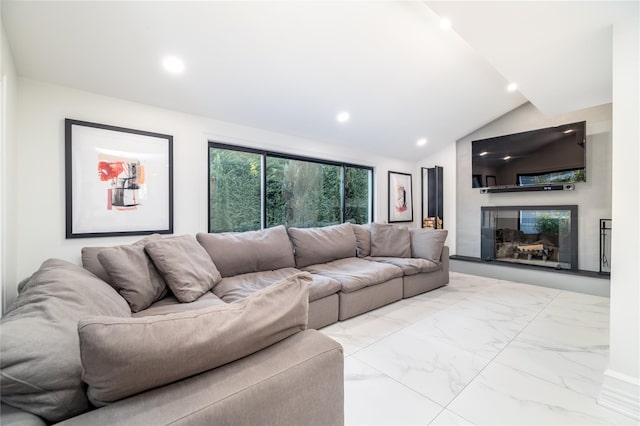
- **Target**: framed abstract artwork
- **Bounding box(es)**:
[65,119,173,238]
[388,171,413,223]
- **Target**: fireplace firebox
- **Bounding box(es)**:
[481,205,578,270]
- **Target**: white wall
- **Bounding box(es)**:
[455,102,612,272]
[1,19,19,314]
[9,78,417,303]
[599,11,640,419]
[418,142,457,255]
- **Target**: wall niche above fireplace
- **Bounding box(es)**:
[481,205,578,270]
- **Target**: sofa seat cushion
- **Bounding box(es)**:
[0,259,131,423]
[78,272,311,406]
[196,226,295,278]
[303,257,403,294]
[133,292,225,317]
[214,268,340,303]
[367,257,441,276]
[288,223,357,268]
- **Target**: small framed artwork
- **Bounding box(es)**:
[65,119,173,238]
[388,171,413,223]
[486,175,497,187]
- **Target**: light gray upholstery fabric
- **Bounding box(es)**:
[303,257,403,293]
[402,246,449,297]
[81,246,113,284]
[338,278,403,320]
[0,259,130,423]
[196,226,295,278]
[308,294,339,330]
[288,223,357,268]
[213,267,341,303]
[410,229,448,262]
[79,272,311,406]
[145,235,222,303]
[367,256,441,275]
[0,403,47,426]
[57,330,344,426]
[370,223,411,257]
[133,292,225,317]
[351,223,372,258]
[97,235,168,312]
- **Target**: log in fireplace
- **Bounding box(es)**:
[481,205,578,270]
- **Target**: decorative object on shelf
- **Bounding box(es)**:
[421,166,443,229]
[65,119,173,238]
[485,175,496,187]
[599,218,611,274]
[388,171,413,223]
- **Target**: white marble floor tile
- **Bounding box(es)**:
[344,357,443,425]
[522,310,609,349]
[448,362,636,425]
[541,291,610,328]
[353,329,490,406]
[371,297,445,324]
[493,332,609,399]
[400,299,533,359]
[320,311,409,355]
[429,409,474,426]
[472,282,560,311]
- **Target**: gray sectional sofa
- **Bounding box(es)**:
[0,222,448,425]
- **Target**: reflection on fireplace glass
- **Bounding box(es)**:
[481,206,578,270]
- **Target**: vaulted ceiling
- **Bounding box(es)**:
[2,1,633,162]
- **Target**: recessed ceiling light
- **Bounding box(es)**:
[336,112,350,123]
[507,82,518,92]
[503,155,511,160]
[440,18,452,30]
[163,56,185,74]
[563,129,574,134]
[479,151,488,156]
[417,138,427,147]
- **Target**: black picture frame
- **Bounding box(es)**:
[388,171,413,223]
[65,119,173,238]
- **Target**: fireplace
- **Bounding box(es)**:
[481,205,578,270]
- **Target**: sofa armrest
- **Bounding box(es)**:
[56,330,344,426]
[441,246,449,268]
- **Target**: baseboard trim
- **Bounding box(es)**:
[598,369,640,421]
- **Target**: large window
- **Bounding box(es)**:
[209,143,373,232]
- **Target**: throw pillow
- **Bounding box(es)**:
[79,272,311,406]
[97,235,168,312]
[410,229,448,261]
[370,223,411,257]
[0,259,130,422]
[145,235,222,302]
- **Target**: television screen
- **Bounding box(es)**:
[471,121,586,188]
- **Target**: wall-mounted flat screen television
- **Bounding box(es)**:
[471,121,586,189]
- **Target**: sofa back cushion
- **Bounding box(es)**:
[410,229,448,261]
[145,235,222,303]
[370,223,411,258]
[0,259,130,422]
[351,223,372,258]
[79,272,311,406]
[288,223,357,268]
[196,225,295,277]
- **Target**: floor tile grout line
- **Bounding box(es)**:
[441,285,565,414]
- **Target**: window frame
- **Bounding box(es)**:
[208,141,374,232]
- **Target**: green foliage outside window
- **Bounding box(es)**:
[209,145,372,232]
